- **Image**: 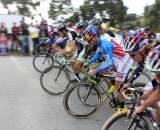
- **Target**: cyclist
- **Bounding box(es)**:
[72,22,86,75]
[132,45,160,126]
[51,24,77,54]
[83,25,133,110]
[72,21,98,81]
[123,29,159,66]
[75,21,85,37]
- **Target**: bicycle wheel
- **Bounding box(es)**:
[33,54,54,73]
[63,82,102,119]
[101,111,151,130]
[40,66,70,95]
[77,78,111,107]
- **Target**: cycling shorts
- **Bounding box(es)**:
[114,53,133,81]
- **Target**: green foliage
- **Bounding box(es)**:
[144,0,160,31]
[67,0,127,26]
[66,12,80,23]
[0,0,39,16]
[48,0,73,19]
[124,14,137,21]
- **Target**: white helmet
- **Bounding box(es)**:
[145,45,160,74]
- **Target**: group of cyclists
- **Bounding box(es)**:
[38,19,160,128]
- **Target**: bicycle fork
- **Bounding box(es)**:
[54,66,64,82]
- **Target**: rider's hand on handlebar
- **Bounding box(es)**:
[132,100,145,117]
[88,69,96,76]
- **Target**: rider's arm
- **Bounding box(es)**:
[143,87,160,109]
[96,41,114,73]
[88,48,102,64]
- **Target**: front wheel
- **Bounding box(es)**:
[101,111,151,130]
[40,66,70,95]
[63,82,102,119]
[33,54,54,73]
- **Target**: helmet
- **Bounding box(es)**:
[124,31,148,53]
[75,21,85,29]
[83,25,99,43]
[57,24,67,32]
[145,45,160,74]
[91,19,102,26]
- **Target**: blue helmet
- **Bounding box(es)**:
[75,21,85,29]
[83,25,99,43]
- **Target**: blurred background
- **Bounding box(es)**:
[0,0,159,55]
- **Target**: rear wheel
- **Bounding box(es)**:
[63,82,102,119]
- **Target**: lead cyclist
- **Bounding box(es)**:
[82,24,133,111]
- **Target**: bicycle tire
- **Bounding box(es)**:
[40,66,70,95]
[101,111,151,130]
[63,82,102,119]
[77,78,111,107]
[33,54,54,73]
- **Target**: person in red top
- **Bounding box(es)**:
[12,22,20,51]
[0,32,9,55]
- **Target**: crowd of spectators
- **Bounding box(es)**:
[0,17,52,55]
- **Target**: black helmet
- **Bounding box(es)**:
[75,21,85,29]
[91,19,102,26]
[57,24,67,32]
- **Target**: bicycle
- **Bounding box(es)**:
[63,63,151,119]
[33,39,55,73]
[101,86,160,130]
[40,54,87,95]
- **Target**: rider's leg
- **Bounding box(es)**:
[156,103,160,123]
[115,54,133,109]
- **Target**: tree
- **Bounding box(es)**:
[66,12,80,23]
[48,0,73,19]
[77,0,127,25]
[124,13,137,21]
[0,0,39,16]
[144,0,160,31]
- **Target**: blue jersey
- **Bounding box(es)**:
[89,34,125,73]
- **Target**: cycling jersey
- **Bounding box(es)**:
[144,79,160,91]
[75,38,88,62]
[55,37,68,49]
[67,31,78,41]
[89,34,125,73]
[89,34,133,81]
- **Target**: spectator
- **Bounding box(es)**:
[29,22,39,55]
[39,20,48,43]
[0,33,9,55]
[20,18,29,55]
[0,22,8,36]
[11,22,20,51]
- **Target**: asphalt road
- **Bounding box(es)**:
[0,56,118,130]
